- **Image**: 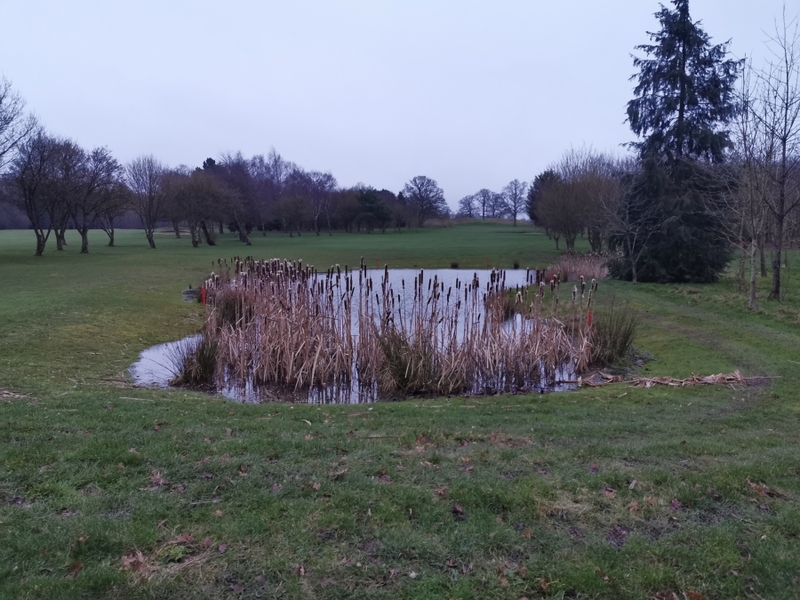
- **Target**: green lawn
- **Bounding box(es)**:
[1,225,798,599]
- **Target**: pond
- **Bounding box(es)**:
[130,267,581,403]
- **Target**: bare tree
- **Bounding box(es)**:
[308,170,337,235]
[96,182,131,247]
[604,159,660,283]
[0,78,37,173]
[217,153,255,245]
[402,176,447,227]
[456,194,477,217]
[474,188,493,219]
[724,61,772,309]
[503,179,528,226]
[127,155,167,249]
[65,146,123,253]
[537,148,619,252]
[752,10,800,299]
[10,131,58,256]
[167,168,227,247]
[488,191,509,218]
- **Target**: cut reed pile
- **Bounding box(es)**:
[180,258,599,401]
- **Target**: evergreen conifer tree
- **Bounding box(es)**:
[612,0,742,283]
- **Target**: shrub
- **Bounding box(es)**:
[591,298,638,366]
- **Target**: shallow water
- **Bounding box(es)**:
[129,268,577,403]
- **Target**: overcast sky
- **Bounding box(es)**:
[0,1,793,209]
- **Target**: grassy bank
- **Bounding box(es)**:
[1,225,798,599]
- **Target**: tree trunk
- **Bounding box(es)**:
[56,231,66,251]
[107,229,115,247]
[200,221,216,246]
[34,231,48,256]
[736,244,746,292]
[172,221,181,238]
[760,240,767,277]
[146,231,156,249]
[79,226,89,253]
[748,237,758,311]
[769,217,783,299]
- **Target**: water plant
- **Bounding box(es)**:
[178,257,599,401]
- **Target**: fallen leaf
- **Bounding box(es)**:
[226,428,232,436]
[218,543,227,553]
[435,486,448,496]
[602,487,616,499]
[175,484,185,494]
[292,563,306,576]
[646,496,657,506]
[304,434,313,441]
[302,419,312,426]
[685,591,709,600]
[200,472,213,479]
[629,478,637,490]
[202,538,212,548]
[67,561,84,578]
[524,528,531,539]
[312,482,322,491]
[670,498,683,511]
[214,510,223,517]
[589,463,599,474]
[627,501,639,512]
[320,578,335,587]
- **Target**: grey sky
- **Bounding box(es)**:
[0,1,792,209]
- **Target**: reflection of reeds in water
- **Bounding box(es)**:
[182,258,595,401]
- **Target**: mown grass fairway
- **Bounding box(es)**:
[1,224,799,599]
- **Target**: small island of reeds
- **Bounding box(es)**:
[170,257,603,403]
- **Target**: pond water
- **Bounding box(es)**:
[129,268,578,403]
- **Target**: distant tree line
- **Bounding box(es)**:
[0,79,461,254]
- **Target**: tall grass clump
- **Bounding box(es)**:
[589,297,638,366]
[180,257,598,401]
[168,335,218,389]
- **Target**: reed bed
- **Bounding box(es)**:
[546,252,609,282]
[181,257,598,402]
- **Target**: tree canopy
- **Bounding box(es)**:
[627,0,742,163]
